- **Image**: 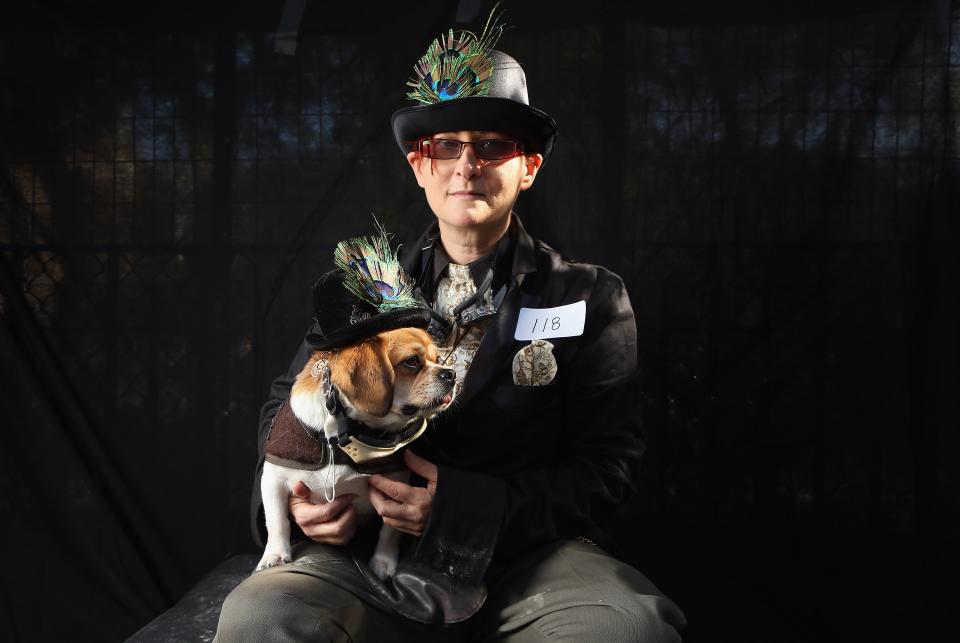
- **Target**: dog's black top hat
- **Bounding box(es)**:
[391,8,558,160]
[307,226,432,351]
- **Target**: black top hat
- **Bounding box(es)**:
[307,271,431,351]
[391,12,558,160]
[306,228,433,351]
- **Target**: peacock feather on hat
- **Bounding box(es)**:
[333,221,421,311]
[405,3,505,105]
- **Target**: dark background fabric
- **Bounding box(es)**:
[1,0,956,641]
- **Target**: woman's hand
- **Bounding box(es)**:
[288,481,358,545]
[367,450,438,537]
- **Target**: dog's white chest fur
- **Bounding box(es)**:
[263,460,372,506]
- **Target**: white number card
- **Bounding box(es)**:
[514,300,586,340]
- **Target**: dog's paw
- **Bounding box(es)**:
[256,551,292,571]
[368,552,398,580]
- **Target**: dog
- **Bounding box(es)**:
[256,326,456,579]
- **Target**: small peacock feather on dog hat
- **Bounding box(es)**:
[308,222,431,351]
[334,221,421,312]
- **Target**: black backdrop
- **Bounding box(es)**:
[1,1,956,641]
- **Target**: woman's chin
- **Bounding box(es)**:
[438,207,506,231]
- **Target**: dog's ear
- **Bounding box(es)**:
[328,338,394,418]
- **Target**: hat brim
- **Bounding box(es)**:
[392,97,558,160]
[306,307,433,351]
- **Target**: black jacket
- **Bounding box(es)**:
[250,214,644,619]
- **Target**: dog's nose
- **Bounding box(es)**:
[438,368,456,383]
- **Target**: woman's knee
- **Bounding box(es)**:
[622,594,686,643]
[216,573,296,640]
[215,570,354,642]
[527,595,686,643]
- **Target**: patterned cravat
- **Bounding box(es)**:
[433,264,491,388]
[435,264,475,318]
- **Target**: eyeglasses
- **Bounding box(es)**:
[418,138,524,161]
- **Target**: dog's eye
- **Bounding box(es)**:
[401,356,422,370]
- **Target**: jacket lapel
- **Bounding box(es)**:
[399,222,438,293]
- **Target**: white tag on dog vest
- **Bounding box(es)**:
[514,301,586,340]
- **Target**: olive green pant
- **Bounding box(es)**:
[215,539,686,642]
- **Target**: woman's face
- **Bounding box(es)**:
[406,130,542,237]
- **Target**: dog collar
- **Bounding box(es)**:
[333,418,428,465]
[313,353,430,465]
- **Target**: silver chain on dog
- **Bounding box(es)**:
[311,355,338,502]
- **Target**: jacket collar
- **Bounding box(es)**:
[401,212,539,294]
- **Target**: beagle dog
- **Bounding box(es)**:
[257,327,456,579]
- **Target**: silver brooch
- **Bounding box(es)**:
[512,340,558,386]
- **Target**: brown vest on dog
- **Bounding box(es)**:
[264,402,404,475]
